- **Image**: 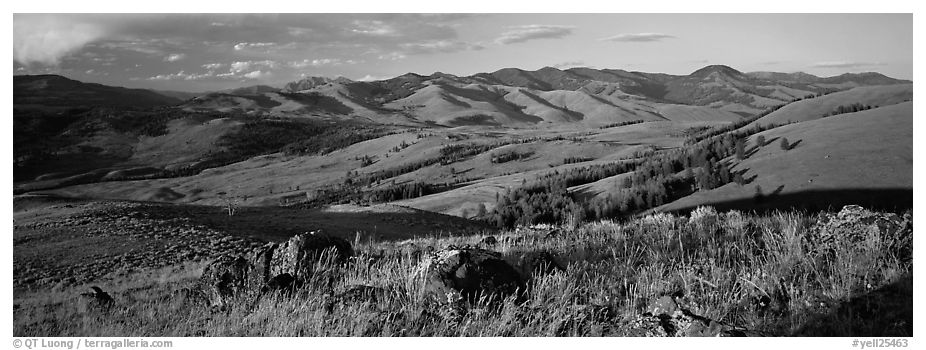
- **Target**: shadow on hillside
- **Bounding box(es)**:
[793,274,913,336]
[667,188,913,216]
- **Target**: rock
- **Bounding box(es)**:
[259,273,301,296]
[518,251,566,277]
[166,287,209,307]
[811,205,911,261]
[478,236,498,246]
[198,232,353,308]
[648,295,678,316]
[198,255,251,308]
[78,286,114,311]
[411,246,524,303]
[627,294,744,337]
[248,232,353,293]
[336,285,391,304]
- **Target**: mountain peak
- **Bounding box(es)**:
[689,65,745,78]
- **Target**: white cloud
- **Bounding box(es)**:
[551,61,585,69]
[289,58,362,68]
[377,52,406,61]
[14,14,107,65]
[495,25,574,45]
[356,74,390,82]
[202,63,225,70]
[599,33,675,42]
[233,42,276,51]
[351,20,396,36]
[164,53,186,62]
[243,70,271,79]
[148,70,218,81]
[229,60,278,73]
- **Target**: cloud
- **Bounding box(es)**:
[495,25,575,45]
[350,20,397,36]
[810,61,885,69]
[356,74,390,82]
[243,70,271,79]
[202,63,225,70]
[14,14,107,65]
[229,60,279,73]
[399,40,483,55]
[164,53,186,62]
[377,52,407,61]
[289,58,361,68]
[148,70,212,81]
[233,42,276,51]
[599,33,675,42]
[551,61,585,69]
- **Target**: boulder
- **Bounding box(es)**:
[78,286,114,312]
[259,273,301,296]
[478,236,498,246]
[199,232,353,308]
[411,246,524,303]
[518,251,566,277]
[250,232,353,285]
[251,232,351,282]
[198,255,251,308]
[811,205,911,261]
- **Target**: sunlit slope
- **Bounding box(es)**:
[746,84,912,128]
[661,101,912,212]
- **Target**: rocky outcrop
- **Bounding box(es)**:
[627,295,747,337]
[198,232,353,308]
[248,233,353,292]
[199,255,251,308]
[411,246,524,303]
[810,205,912,261]
[517,251,566,277]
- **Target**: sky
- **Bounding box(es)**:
[12,13,913,92]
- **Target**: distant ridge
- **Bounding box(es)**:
[14,74,182,108]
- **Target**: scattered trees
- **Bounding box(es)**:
[824,103,873,117]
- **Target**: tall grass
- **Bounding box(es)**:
[13,208,912,336]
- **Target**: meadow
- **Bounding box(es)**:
[13,207,912,337]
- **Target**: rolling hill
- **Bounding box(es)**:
[14,75,183,108]
[176,65,907,127]
[660,101,912,213]
[745,84,913,128]
[14,67,913,227]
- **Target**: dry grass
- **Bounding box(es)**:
[13,208,911,336]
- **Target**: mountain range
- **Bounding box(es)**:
[14,65,909,126]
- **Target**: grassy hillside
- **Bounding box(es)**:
[745,84,912,128]
[14,206,912,336]
[661,102,912,213]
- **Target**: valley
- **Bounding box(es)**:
[12,64,914,337]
